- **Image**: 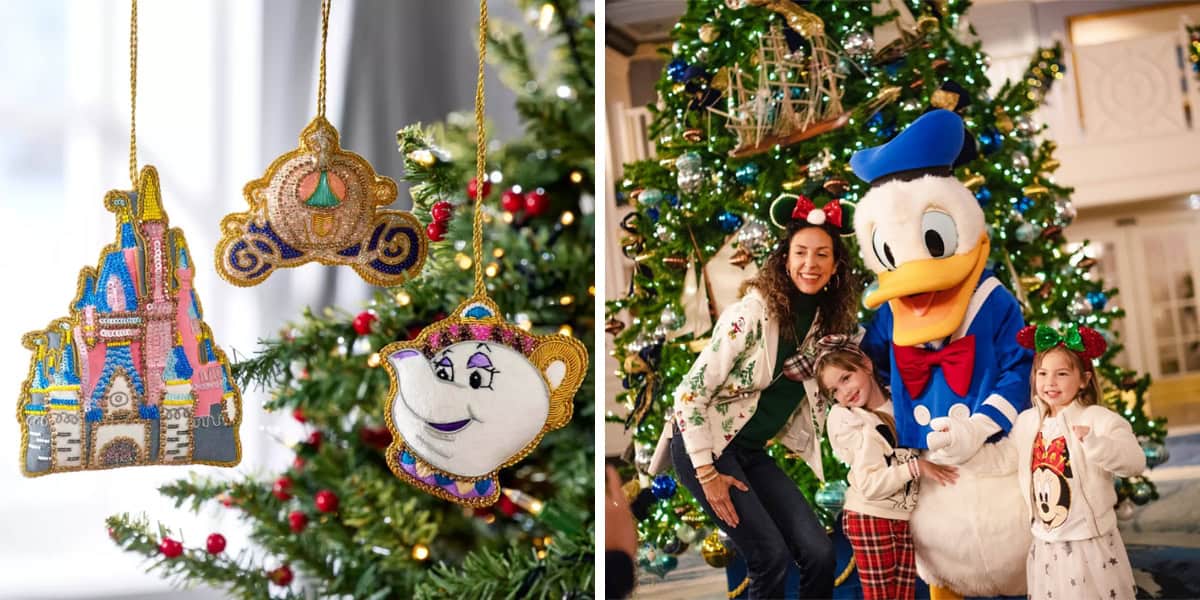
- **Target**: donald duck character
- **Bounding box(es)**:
[851,109,1033,599]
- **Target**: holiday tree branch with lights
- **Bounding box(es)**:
[106,1,595,597]
[608,0,1168,578]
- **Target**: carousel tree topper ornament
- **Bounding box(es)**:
[17,1,241,476]
[379,0,587,507]
[707,2,850,157]
[215,0,426,287]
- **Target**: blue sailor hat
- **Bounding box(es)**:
[850,109,974,186]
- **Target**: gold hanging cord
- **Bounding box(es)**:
[472,0,490,298]
[129,0,139,186]
[318,0,331,119]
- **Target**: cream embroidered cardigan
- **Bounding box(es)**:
[651,289,839,480]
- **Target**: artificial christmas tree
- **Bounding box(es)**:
[608,0,1166,585]
[107,1,594,597]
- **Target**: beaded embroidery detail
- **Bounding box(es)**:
[17,166,242,476]
[215,117,428,287]
[380,296,587,506]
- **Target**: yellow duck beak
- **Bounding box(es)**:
[865,235,989,346]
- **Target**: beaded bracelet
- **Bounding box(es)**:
[696,468,720,485]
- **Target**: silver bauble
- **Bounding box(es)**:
[807,154,831,179]
[660,306,682,330]
[736,218,772,257]
[1055,198,1077,227]
[1015,114,1037,136]
[842,30,874,58]
[1012,152,1030,170]
[676,152,705,194]
[1015,222,1041,243]
[1070,295,1094,317]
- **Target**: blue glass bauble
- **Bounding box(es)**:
[975,186,992,205]
[667,59,689,82]
[1015,195,1035,214]
[640,188,664,206]
[1087,291,1108,311]
[1131,481,1153,505]
[646,207,660,222]
[1143,441,1169,469]
[979,129,1002,154]
[814,480,847,512]
[735,163,760,185]
[717,211,743,233]
[651,474,678,500]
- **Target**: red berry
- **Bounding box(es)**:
[359,425,393,450]
[524,189,550,217]
[467,177,492,200]
[206,533,226,555]
[314,489,339,513]
[272,476,293,501]
[159,537,183,559]
[292,407,306,423]
[431,201,454,222]
[219,493,235,508]
[426,221,447,242]
[307,431,323,450]
[292,455,306,471]
[269,564,294,587]
[352,311,377,336]
[501,188,524,212]
[288,511,308,533]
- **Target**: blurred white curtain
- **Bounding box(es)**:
[0,0,522,597]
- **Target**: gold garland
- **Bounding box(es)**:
[727,577,751,598]
[834,555,856,587]
[726,556,855,597]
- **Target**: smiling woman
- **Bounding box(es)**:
[650,218,861,599]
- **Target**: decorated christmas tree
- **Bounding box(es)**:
[106,1,595,597]
[607,0,1168,571]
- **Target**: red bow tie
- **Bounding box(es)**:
[893,336,976,398]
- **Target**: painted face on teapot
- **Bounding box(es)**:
[388,341,563,477]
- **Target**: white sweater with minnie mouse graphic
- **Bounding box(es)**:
[1007,402,1145,540]
[828,400,920,521]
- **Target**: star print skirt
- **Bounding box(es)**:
[1027,528,1136,600]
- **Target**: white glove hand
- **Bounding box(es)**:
[926,409,998,465]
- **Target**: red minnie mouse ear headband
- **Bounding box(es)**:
[768,194,855,235]
[1016,323,1107,361]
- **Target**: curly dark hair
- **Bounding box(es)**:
[740,222,859,342]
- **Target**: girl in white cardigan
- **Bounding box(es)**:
[1008,324,1145,600]
[817,344,958,600]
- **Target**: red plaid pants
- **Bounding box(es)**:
[843,510,917,600]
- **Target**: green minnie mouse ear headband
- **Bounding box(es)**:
[1016,323,1107,361]
[769,193,855,235]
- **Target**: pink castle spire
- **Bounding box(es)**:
[139,170,172,408]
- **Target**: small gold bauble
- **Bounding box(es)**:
[622,479,642,503]
[699,23,720,43]
[700,530,735,568]
[680,509,706,528]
